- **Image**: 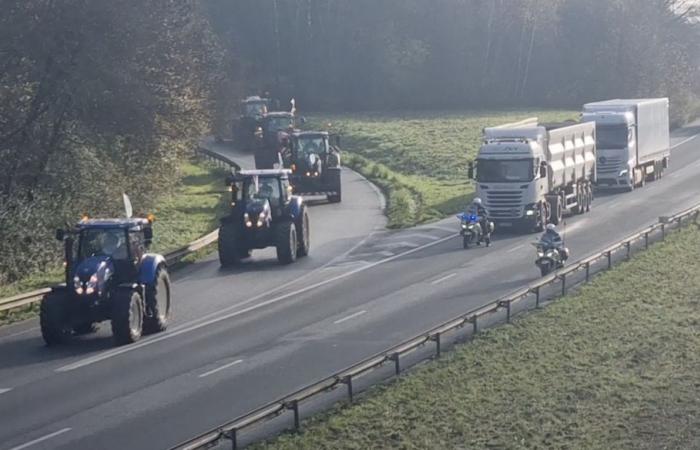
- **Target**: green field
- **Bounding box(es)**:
[256,224,700,450]
[0,159,228,324]
[310,110,577,227]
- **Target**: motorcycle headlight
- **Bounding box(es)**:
[526,210,535,216]
[461,223,467,229]
[537,251,544,258]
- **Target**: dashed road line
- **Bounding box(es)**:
[671,133,699,149]
[333,310,367,325]
[8,428,72,450]
[430,273,457,285]
[0,388,13,395]
[198,359,244,378]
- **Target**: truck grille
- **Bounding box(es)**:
[597,156,622,177]
[485,191,524,219]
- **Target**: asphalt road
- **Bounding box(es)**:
[0,124,699,450]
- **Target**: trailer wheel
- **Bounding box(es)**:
[549,196,562,225]
[585,185,592,212]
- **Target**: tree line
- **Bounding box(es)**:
[0,0,697,284]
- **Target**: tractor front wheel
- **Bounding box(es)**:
[40,292,71,346]
[111,289,144,346]
[143,267,171,335]
[218,222,241,267]
[296,206,310,257]
[276,221,298,264]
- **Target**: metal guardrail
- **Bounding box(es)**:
[171,202,700,450]
[0,147,236,314]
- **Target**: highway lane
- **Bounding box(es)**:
[0,124,698,450]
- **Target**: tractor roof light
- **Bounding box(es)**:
[147,214,156,223]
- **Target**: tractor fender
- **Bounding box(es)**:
[288,196,303,220]
[138,254,167,286]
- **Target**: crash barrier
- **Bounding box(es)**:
[0,147,237,314]
[170,202,700,450]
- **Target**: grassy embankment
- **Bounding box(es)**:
[310,110,576,228]
[257,224,700,450]
[0,159,228,324]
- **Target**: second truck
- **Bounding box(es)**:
[469,118,597,233]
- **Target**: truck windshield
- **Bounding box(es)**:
[477,159,533,183]
[596,125,629,149]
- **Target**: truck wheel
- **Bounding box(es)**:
[218,222,241,267]
[586,186,592,212]
[276,221,298,264]
[111,289,144,345]
[73,322,99,335]
[40,292,71,346]
[296,205,310,257]
[549,197,562,225]
[143,267,171,335]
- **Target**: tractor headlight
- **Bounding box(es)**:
[85,274,98,295]
[244,212,253,228]
[256,210,267,227]
[73,276,82,294]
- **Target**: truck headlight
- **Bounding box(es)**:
[619,169,628,177]
[526,210,535,216]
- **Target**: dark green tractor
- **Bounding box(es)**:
[218,169,310,266]
[283,131,342,203]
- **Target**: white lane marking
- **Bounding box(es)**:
[0,327,39,341]
[388,233,441,241]
[8,428,72,450]
[607,201,622,209]
[0,388,12,395]
[430,273,457,285]
[376,241,420,249]
[198,359,243,378]
[333,310,367,325]
[507,244,525,253]
[669,172,682,179]
[56,233,458,372]
[422,225,456,233]
[671,133,699,149]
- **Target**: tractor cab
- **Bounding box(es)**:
[240,96,271,120]
[59,217,154,288]
[282,131,342,203]
[227,169,294,221]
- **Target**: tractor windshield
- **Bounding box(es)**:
[266,116,294,132]
[296,137,327,156]
[246,177,281,204]
[78,228,129,260]
[244,102,267,117]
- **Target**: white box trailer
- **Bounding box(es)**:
[582,98,670,191]
[469,118,596,233]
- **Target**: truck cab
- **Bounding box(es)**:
[582,108,636,188]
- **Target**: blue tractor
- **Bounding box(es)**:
[218,169,310,266]
[41,216,171,346]
[282,131,342,203]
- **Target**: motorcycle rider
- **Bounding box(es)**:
[539,224,569,261]
[467,197,491,244]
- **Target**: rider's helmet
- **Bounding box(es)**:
[546,223,557,232]
[473,197,482,206]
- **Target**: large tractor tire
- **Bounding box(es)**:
[276,221,298,264]
[296,205,310,257]
[143,267,171,335]
[111,289,144,346]
[218,222,241,267]
[40,292,71,346]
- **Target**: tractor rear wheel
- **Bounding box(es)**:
[327,169,342,203]
[40,292,71,346]
[143,267,171,335]
[296,206,310,257]
[111,289,144,346]
[276,221,298,264]
[218,222,241,267]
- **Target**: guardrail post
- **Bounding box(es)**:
[644,232,649,250]
[229,429,238,450]
[561,274,567,296]
[432,333,442,358]
[606,251,612,269]
[390,352,401,375]
[534,286,541,309]
[626,241,631,260]
[344,375,354,403]
[676,216,682,230]
[585,262,591,282]
[694,211,699,225]
[290,400,300,431]
[470,315,478,336]
[661,223,666,240]
[499,300,511,323]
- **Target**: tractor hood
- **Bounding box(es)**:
[71,256,114,296]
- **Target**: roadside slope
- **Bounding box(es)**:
[258,225,700,450]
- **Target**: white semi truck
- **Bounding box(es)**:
[468,118,596,232]
[582,98,670,191]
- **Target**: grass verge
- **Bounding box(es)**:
[256,224,700,450]
[310,110,576,228]
[0,158,228,325]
